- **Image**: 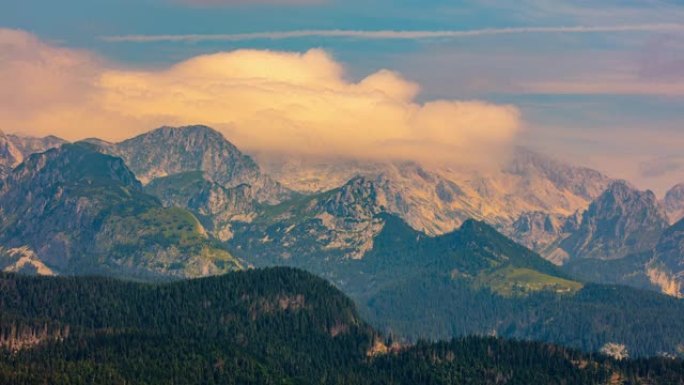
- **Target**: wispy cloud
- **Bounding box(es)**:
[177,0,324,6]
[523,79,684,96]
[640,155,684,178]
[101,23,684,43]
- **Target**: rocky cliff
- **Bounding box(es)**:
[664,183,684,224]
[0,142,242,278]
[557,181,670,261]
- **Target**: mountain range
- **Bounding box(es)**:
[0,130,65,179]
[2,125,684,358]
[542,181,684,298]
[0,142,242,279]
[261,146,612,236]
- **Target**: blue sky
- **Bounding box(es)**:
[2,0,684,193]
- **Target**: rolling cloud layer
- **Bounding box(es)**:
[0,28,520,166]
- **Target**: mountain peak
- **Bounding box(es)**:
[506,146,612,201]
[664,183,684,223]
[114,125,267,188]
[316,175,385,219]
[0,131,22,177]
[605,179,639,194]
[146,125,229,142]
[559,180,669,260]
[4,134,66,160]
[10,142,143,192]
[458,218,492,234]
[0,141,241,278]
[81,137,113,146]
[599,180,662,214]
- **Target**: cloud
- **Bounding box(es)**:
[523,79,684,96]
[177,0,324,6]
[0,29,107,133]
[638,35,684,81]
[101,23,684,43]
[0,29,520,166]
[640,156,684,178]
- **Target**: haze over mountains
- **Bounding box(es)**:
[2,125,684,359]
[261,146,612,236]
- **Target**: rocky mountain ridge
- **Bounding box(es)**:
[231,176,388,264]
[0,130,65,179]
[3,125,684,358]
[261,147,613,238]
[5,134,66,159]
[145,171,258,241]
[87,125,290,203]
[5,125,684,301]
[646,218,684,297]
[664,183,684,224]
[3,126,614,252]
[0,142,242,278]
[556,180,670,261]
[554,181,684,298]
[0,130,23,178]
[82,125,294,241]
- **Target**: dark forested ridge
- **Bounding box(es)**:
[1,269,683,384]
[361,276,684,358]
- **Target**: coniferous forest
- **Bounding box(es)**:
[1,268,683,385]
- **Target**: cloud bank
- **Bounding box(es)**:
[178,0,324,6]
[102,23,684,43]
[0,29,520,165]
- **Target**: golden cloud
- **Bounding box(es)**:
[1,29,521,165]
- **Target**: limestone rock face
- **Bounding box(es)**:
[231,176,389,265]
[262,147,612,238]
[145,171,258,241]
[84,125,293,241]
[507,211,581,262]
[0,130,23,178]
[96,125,290,203]
[6,134,66,159]
[0,143,242,279]
[557,181,670,261]
[647,218,684,298]
[556,183,684,298]
[0,131,66,181]
[664,183,684,224]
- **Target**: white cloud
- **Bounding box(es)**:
[177,0,324,5]
[101,24,684,43]
[0,29,521,167]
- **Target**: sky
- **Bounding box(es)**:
[2,0,684,194]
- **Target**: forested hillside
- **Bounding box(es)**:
[236,213,684,357]
[1,269,683,385]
